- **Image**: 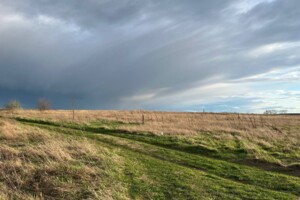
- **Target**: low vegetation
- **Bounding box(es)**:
[0,110,299,199]
[0,119,127,199]
[4,100,22,111]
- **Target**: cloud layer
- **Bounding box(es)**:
[0,0,299,112]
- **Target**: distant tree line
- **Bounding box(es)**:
[264,110,288,115]
[1,98,51,111]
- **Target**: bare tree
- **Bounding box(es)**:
[5,100,21,110]
[37,98,51,111]
[5,100,21,113]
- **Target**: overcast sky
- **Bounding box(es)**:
[0,0,299,112]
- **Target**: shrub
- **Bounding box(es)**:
[5,100,21,110]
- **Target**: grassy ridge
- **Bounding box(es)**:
[16,118,300,173]
[7,110,300,167]
[16,118,300,199]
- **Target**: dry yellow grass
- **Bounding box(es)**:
[0,118,128,200]
[3,109,299,133]
[3,109,299,142]
[0,111,299,199]
[2,109,299,166]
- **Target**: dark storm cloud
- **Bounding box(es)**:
[1,0,144,27]
[240,0,300,45]
[0,0,299,110]
[1,0,233,27]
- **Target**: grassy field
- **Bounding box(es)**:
[0,110,299,199]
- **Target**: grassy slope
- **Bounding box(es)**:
[17,118,300,175]
[8,110,300,167]
[7,117,299,199]
[0,119,135,200]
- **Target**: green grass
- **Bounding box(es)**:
[16,118,300,174]
[14,117,300,199]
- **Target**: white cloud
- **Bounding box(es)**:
[248,42,300,57]
[229,0,276,14]
[235,66,300,82]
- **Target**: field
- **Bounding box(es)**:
[0,110,299,199]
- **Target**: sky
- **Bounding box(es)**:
[0,0,299,113]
